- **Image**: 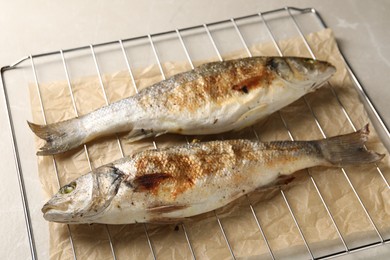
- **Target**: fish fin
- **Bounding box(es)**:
[131,173,172,192]
[28,120,86,156]
[147,217,189,224]
[233,104,267,131]
[270,175,295,188]
[147,204,188,214]
[255,175,295,192]
[155,131,168,137]
[124,129,167,142]
[318,124,385,166]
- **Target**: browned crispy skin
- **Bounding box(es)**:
[30,57,336,155]
[124,140,322,200]
[137,57,275,112]
[42,125,384,224]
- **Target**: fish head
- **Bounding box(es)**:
[42,166,124,223]
[267,57,336,91]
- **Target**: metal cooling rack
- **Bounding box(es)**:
[1,6,390,260]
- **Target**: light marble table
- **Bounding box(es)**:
[1,0,389,259]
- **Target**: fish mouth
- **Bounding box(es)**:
[42,203,73,222]
[324,63,337,78]
[41,201,69,214]
[310,64,336,91]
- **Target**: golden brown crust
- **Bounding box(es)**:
[137,57,275,113]
[125,140,266,199]
[132,173,172,192]
[129,150,227,198]
[123,140,324,200]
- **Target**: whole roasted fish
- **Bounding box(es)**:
[29,56,336,155]
[42,125,383,224]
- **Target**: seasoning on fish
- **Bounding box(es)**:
[28,56,336,155]
[41,125,383,224]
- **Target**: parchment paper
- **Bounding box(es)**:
[29,29,390,259]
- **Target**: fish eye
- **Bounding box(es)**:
[306,59,315,64]
[60,181,77,194]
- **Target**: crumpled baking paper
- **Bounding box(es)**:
[29,29,390,259]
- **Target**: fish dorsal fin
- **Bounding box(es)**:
[233,104,268,131]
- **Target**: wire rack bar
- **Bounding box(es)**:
[60,49,96,260]
[341,58,390,140]
[214,211,236,259]
[261,7,385,245]
[284,7,384,242]
[286,8,390,189]
[3,9,320,71]
[0,70,37,260]
[174,30,202,152]
[119,40,139,95]
[147,34,197,260]
[233,14,349,255]
[258,11,350,254]
[205,17,316,259]
[89,45,121,260]
[176,30,195,70]
[305,100,384,241]
[203,24,249,259]
[60,51,79,116]
[233,26,279,260]
[181,223,197,260]
[245,195,275,260]
[281,190,314,259]
[61,49,123,260]
[210,18,277,259]
[175,29,194,70]
[90,45,124,159]
[143,224,157,260]
[343,168,384,241]
[2,6,389,260]
[205,20,326,259]
[30,56,77,260]
[203,24,223,62]
[177,26,220,150]
[118,39,158,260]
[230,18,251,57]
[177,24,241,259]
[286,7,389,188]
[319,239,390,260]
[60,50,93,170]
[331,93,389,188]
[177,26,239,259]
[148,35,166,80]
[308,171,348,251]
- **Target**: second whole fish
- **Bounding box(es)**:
[29,56,336,155]
[41,125,383,224]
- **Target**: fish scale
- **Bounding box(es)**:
[41,125,384,224]
[29,56,336,155]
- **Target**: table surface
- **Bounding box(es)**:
[1,0,389,259]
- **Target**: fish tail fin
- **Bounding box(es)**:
[317,124,384,167]
[28,119,87,155]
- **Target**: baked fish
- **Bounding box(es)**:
[42,125,383,224]
[29,56,336,155]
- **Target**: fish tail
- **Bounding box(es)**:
[28,119,87,155]
[317,124,384,167]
